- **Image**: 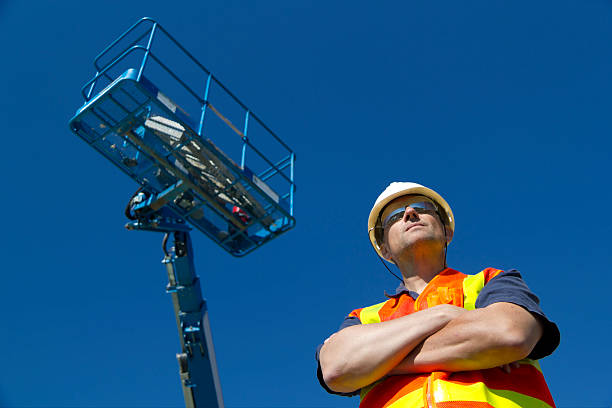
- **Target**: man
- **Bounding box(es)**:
[316,182,560,407]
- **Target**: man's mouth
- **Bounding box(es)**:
[405,223,425,231]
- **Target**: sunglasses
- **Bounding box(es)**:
[381,201,438,229]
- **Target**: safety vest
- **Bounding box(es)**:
[348,268,555,408]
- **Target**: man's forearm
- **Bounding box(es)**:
[320,304,464,393]
[389,302,543,374]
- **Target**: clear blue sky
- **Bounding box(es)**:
[1,1,611,407]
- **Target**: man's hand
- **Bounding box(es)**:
[319,304,465,393]
[498,361,521,374]
[435,304,468,319]
[389,302,543,375]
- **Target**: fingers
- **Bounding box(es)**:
[499,361,521,373]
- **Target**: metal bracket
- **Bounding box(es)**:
[177,353,197,388]
[125,187,192,233]
[182,321,205,357]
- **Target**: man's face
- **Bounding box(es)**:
[380,195,449,262]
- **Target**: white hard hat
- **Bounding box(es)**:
[367,182,455,261]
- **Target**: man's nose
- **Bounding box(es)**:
[403,206,419,221]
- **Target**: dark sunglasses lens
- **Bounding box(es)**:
[382,202,437,229]
[387,212,404,226]
[413,202,436,214]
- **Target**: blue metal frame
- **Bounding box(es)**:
[165,230,224,408]
[125,182,224,408]
[70,17,296,257]
[68,18,298,407]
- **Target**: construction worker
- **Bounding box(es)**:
[316,182,560,407]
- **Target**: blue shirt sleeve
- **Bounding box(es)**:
[315,316,362,397]
[475,269,560,360]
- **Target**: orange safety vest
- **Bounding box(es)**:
[348,268,556,408]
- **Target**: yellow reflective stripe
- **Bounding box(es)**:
[517,358,542,373]
[359,301,387,324]
[462,271,485,310]
[432,380,553,408]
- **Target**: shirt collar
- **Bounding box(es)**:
[385,282,419,300]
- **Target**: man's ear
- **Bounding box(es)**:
[380,242,394,262]
[445,226,454,243]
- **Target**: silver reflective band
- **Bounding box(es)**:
[382,202,438,229]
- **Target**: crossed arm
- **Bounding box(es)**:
[319,302,543,393]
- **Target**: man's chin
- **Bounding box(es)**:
[394,238,444,256]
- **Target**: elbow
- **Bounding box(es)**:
[322,367,352,393]
[320,346,360,393]
[498,321,541,359]
[321,360,359,393]
[321,367,359,393]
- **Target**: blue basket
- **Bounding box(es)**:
[69,18,296,256]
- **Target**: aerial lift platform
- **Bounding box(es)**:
[69,18,296,408]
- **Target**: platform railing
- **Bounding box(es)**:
[81,17,295,223]
[72,17,296,256]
